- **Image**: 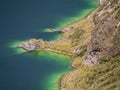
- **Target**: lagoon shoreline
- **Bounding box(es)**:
[18,7,97,89]
[17,0,120,90]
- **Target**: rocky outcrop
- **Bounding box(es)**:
[83,0,120,66]
[18,38,74,55]
[50,29,65,33]
[83,49,100,66]
[18,39,45,51]
[98,0,106,5]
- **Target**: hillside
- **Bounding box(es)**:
[18,0,120,90]
[60,0,120,90]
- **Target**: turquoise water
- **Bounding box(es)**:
[0,0,98,90]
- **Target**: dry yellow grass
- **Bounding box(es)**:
[61,56,120,90]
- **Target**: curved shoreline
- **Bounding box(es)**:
[36,49,73,56]
[17,9,96,90]
[16,0,120,90]
[17,1,99,90]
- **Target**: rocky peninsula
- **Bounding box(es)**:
[18,0,120,90]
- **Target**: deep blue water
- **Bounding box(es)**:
[0,0,97,90]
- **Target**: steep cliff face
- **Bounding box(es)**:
[92,0,120,56]
[83,0,120,66]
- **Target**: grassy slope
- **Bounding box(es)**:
[60,0,120,90]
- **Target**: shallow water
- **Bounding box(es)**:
[0,0,98,90]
